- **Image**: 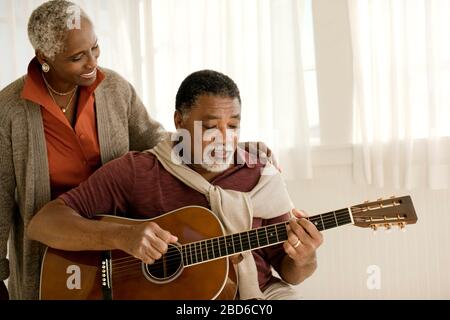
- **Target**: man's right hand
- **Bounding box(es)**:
[116,222,178,265]
[0,281,9,300]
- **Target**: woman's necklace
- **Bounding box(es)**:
[41,72,78,96]
[42,73,78,114]
[47,84,78,114]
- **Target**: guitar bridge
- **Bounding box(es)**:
[101,251,113,300]
[101,259,111,288]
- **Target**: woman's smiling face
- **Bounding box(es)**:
[38,16,100,89]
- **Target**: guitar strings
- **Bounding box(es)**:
[110,212,352,270]
[112,233,347,276]
[110,209,352,265]
[109,214,353,276]
[112,212,352,268]
[111,214,351,273]
[112,206,360,266]
[111,205,396,280]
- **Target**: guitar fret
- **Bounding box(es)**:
[322,212,335,218]
[265,227,269,244]
[219,236,227,256]
[215,239,219,258]
[189,243,194,264]
[308,216,320,231]
[195,242,201,263]
[230,235,234,254]
[322,212,337,229]
[274,224,280,242]
[232,233,242,253]
[192,243,196,264]
[256,230,260,247]
[207,239,214,259]
[276,224,288,241]
[323,221,335,229]
[238,233,243,252]
[206,239,215,259]
[266,225,278,244]
[196,241,205,261]
[232,235,236,253]
[249,230,258,249]
[194,242,202,263]
[200,241,206,262]
[191,243,196,264]
[241,231,250,251]
[205,240,209,260]
[192,242,197,263]
[333,211,339,226]
[213,238,220,258]
[257,228,268,247]
[337,211,352,224]
[226,235,234,254]
[316,210,352,230]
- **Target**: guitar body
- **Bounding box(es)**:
[39,206,238,300]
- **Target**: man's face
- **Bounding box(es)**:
[175,94,241,172]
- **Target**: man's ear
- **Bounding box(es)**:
[174,110,184,129]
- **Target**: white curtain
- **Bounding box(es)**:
[0,0,146,97]
[348,0,450,190]
[147,0,312,179]
[0,0,312,180]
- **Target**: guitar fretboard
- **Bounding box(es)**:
[181,208,353,266]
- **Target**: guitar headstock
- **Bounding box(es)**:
[351,195,418,231]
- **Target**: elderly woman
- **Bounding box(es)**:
[0,0,164,300]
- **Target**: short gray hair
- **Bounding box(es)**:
[28,0,89,60]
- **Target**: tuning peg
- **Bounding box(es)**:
[371,224,378,235]
[384,223,392,234]
[398,222,407,232]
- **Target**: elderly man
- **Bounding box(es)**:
[27,70,323,300]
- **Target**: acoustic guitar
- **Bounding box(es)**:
[39,195,417,300]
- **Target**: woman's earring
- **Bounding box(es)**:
[42,63,50,73]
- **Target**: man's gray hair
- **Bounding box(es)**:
[28,0,88,60]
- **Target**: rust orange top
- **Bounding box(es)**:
[21,58,105,199]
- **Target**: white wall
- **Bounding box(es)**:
[286,164,450,299]
[286,0,450,299]
[312,0,353,146]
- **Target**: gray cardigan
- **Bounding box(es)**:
[0,68,164,299]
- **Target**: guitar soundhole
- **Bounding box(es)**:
[143,243,183,283]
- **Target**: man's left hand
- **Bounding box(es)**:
[283,209,323,267]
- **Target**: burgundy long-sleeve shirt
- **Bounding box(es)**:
[59,151,290,290]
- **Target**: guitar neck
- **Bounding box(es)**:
[181,208,353,266]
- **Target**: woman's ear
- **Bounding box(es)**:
[35,50,48,66]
